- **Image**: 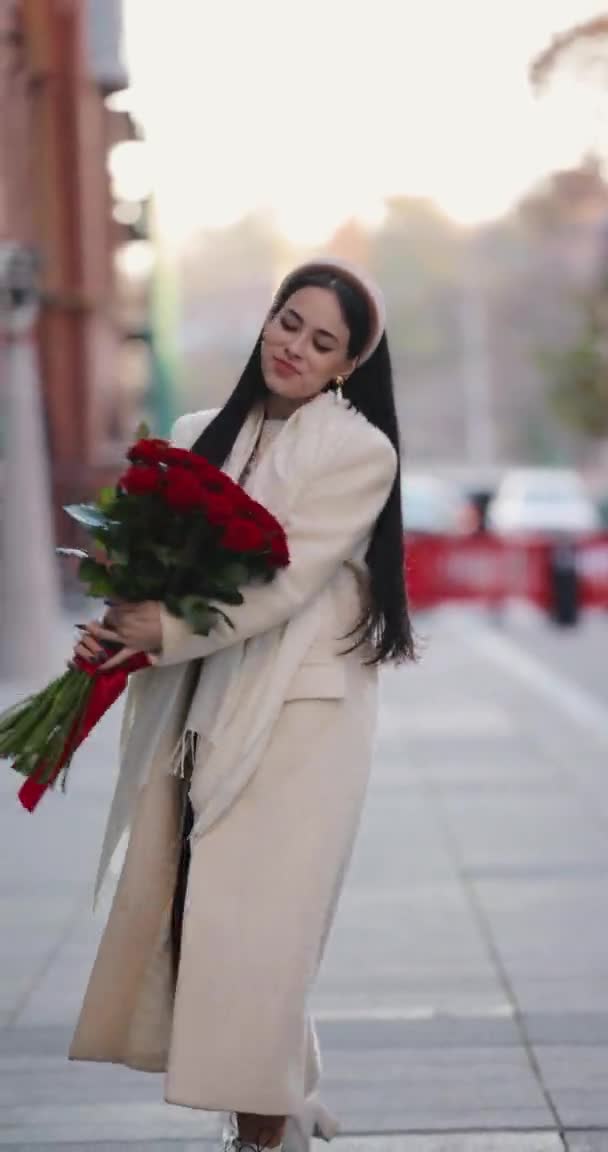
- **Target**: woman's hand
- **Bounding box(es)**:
[70,602,162,673]
[97,601,163,656]
[71,624,108,667]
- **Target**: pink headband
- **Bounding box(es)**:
[275,256,386,365]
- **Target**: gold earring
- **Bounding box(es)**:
[334,375,345,401]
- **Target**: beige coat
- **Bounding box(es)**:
[69,391,398,1151]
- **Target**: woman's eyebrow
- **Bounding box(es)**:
[286,307,339,343]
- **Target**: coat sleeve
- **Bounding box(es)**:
[170,408,219,448]
[153,420,398,666]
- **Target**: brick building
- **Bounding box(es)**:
[0,0,150,551]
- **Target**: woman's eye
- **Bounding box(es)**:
[279,315,331,353]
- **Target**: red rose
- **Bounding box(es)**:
[165,469,205,511]
[190,455,219,481]
[163,446,202,470]
[202,491,236,527]
[127,438,170,465]
[202,470,237,498]
[250,502,282,532]
[222,518,266,553]
[120,465,163,496]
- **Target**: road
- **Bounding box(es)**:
[1,606,608,1151]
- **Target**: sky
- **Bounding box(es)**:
[119,0,608,249]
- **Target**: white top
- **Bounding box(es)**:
[238,417,285,489]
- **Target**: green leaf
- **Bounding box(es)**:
[63,503,116,531]
[219,561,250,588]
[211,605,235,630]
[207,587,244,606]
[152,544,180,565]
[164,594,182,617]
[135,420,151,440]
[78,557,106,581]
[88,572,113,598]
[106,547,128,565]
[179,595,214,635]
[78,557,113,598]
[56,548,89,560]
[97,486,118,512]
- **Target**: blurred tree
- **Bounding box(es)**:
[541,289,608,439]
[528,13,608,456]
[518,155,608,233]
[367,197,465,458]
[329,217,371,267]
[178,211,284,409]
[508,160,608,456]
[531,15,608,89]
[369,196,461,369]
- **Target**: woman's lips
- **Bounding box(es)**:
[273,357,299,378]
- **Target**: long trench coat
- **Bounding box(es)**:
[68,391,398,1150]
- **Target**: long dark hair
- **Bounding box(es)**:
[191,267,418,664]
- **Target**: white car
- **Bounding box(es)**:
[401,474,471,535]
[487,467,601,537]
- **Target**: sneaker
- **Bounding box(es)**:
[222,1139,283,1152]
[221,1111,283,1151]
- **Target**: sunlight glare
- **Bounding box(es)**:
[123,0,608,244]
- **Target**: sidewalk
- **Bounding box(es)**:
[1,609,608,1149]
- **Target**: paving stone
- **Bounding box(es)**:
[439,793,608,874]
[524,1012,608,1046]
[3,610,608,1142]
[328,1139,564,1152]
[472,878,608,981]
[318,1016,521,1049]
[0,1138,570,1152]
[0,1101,221,1145]
[318,1046,554,1132]
[531,1046,608,1127]
[566,1134,608,1152]
[0,1145,214,1152]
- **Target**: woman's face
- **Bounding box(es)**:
[260,286,357,411]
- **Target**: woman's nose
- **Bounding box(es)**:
[285,331,307,358]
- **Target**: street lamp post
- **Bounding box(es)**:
[460,229,497,467]
[0,244,61,682]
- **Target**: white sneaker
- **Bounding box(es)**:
[222,1140,283,1152]
[221,1111,283,1151]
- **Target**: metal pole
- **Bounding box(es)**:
[460,230,497,466]
[0,244,61,682]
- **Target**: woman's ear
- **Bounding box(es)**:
[343,355,359,380]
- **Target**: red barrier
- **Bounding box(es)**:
[577,536,608,607]
[405,532,608,611]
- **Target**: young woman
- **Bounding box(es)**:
[69,257,417,1151]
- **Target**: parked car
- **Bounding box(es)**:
[486,467,601,537]
[401,473,473,535]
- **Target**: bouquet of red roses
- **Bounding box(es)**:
[0,431,289,812]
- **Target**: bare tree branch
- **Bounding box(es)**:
[531,15,608,88]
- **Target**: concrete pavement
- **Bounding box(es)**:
[1,607,608,1150]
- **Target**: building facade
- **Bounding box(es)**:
[0,0,152,557]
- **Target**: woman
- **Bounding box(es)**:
[69,257,417,1152]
